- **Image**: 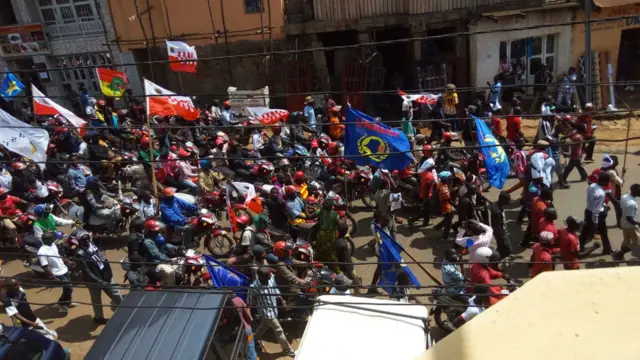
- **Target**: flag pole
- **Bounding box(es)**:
[622,102,634,180]
[401,248,443,285]
[143,78,160,206]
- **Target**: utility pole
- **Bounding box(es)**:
[585,0,592,104]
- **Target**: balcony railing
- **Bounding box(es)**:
[43,17,103,40]
[311,0,571,21]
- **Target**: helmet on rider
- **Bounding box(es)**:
[294,171,305,182]
[326,142,339,156]
[96,99,106,107]
[273,241,292,259]
[177,149,190,158]
[44,203,54,215]
[140,136,151,148]
[144,219,164,232]
[155,234,166,248]
[318,135,331,147]
[11,162,26,171]
[33,204,48,218]
[161,187,176,198]
[442,132,455,143]
[475,246,493,264]
[310,139,319,148]
[223,100,232,108]
[278,158,290,167]
[284,185,297,197]
[422,144,433,157]
[236,214,252,228]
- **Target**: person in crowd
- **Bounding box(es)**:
[577,103,596,161]
[556,69,576,109]
[334,222,357,282]
[530,64,553,113]
[523,187,554,248]
[487,75,502,114]
[530,231,555,278]
[231,295,258,360]
[409,158,436,228]
[455,220,493,262]
[221,100,238,127]
[314,199,341,273]
[70,229,123,324]
[303,96,317,133]
[505,106,523,142]
[328,106,344,140]
[37,232,76,314]
[580,173,614,255]
[441,248,465,294]
[506,139,527,196]
[452,285,492,328]
[561,123,588,187]
[323,94,337,117]
[33,204,74,241]
[176,149,199,194]
[434,171,455,241]
[490,191,513,258]
[442,84,459,132]
[264,187,287,230]
[559,216,599,269]
[249,267,296,357]
[0,187,28,242]
[198,159,222,194]
[2,279,58,340]
[368,211,394,295]
[159,187,198,247]
[613,184,640,260]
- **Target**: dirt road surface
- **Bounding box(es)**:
[1,118,639,359]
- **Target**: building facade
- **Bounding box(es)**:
[0,0,142,111]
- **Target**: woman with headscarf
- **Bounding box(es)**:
[314,199,340,273]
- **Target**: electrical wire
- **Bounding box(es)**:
[1,14,638,76]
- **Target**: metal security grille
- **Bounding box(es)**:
[37,0,102,39]
[55,52,112,96]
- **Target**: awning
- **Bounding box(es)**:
[593,0,639,7]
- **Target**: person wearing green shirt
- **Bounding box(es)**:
[314,199,341,273]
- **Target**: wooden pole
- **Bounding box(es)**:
[133,0,155,81]
[161,0,185,93]
[145,0,157,81]
[401,248,443,286]
[219,0,235,85]
[622,102,635,180]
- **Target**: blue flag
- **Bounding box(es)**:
[472,115,510,189]
[0,72,25,99]
[374,225,421,293]
[345,106,413,170]
[203,255,251,301]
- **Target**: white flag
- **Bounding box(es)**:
[31,84,86,129]
[166,40,198,73]
[0,109,50,168]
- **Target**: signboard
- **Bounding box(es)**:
[0,24,51,58]
[227,86,270,113]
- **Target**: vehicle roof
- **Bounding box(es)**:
[85,290,228,360]
[296,295,428,360]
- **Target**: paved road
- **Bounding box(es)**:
[1,155,639,359]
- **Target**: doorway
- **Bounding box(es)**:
[616,28,640,89]
[373,26,413,118]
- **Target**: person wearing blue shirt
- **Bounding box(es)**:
[221,100,238,126]
[303,96,317,132]
[487,75,502,114]
[159,187,198,247]
[441,248,465,294]
[66,155,87,195]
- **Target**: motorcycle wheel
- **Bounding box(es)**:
[361,189,376,209]
[345,212,358,237]
[433,306,457,333]
[480,172,492,192]
[204,233,235,257]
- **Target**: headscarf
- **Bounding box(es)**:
[601,154,614,169]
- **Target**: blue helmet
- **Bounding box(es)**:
[33,204,47,217]
[54,231,65,240]
[86,175,96,184]
[155,234,166,248]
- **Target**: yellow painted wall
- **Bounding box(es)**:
[572,4,640,75]
[108,0,285,51]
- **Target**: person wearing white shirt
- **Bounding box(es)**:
[452,285,492,329]
[37,232,76,314]
[455,220,493,262]
[614,184,640,260]
[579,173,613,255]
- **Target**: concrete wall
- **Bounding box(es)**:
[110,0,285,51]
[571,4,640,77]
[469,10,573,88]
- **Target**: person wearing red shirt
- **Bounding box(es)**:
[409,159,436,228]
[469,247,510,305]
[539,207,560,253]
[490,116,503,137]
[561,124,588,186]
[576,103,595,161]
[505,106,523,142]
[0,188,28,241]
[558,216,599,270]
[506,139,527,195]
[530,231,554,277]
[528,187,554,244]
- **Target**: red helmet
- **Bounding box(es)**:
[47,143,57,154]
[294,171,305,181]
[318,135,331,146]
[96,99,106,107]
[177,149,190,158]
[273,241,292,259]
[563,114,573,122]
[236,214,251,226]
[11,162,26,170]
[284,185,297,195]
[0,187,8,196]
[326,142,339,155]
[161,187,176,197]
[170,145,179,152]
[311,139,319,148]
[442,132,455,142]
[223,100,232,107]
[272,126,282,135]
[422,144,433,157]
[144,219,163,232]
[54,127,68,135]
[140,136,151,148]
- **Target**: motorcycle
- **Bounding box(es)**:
[344,166,376,209]
[189,209,235,257]
[0,212,37,247]
[429,278,523,333]
[61,199,137,239]
[20,231,79,277]
[174,248,211,288]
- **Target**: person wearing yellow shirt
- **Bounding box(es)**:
[328,106,345,140]
[443,83,459,132]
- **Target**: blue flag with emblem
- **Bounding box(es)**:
[472,114,510,189]
[0,72,25,99]
[374,224,421,294]
[345,106,413,170]
[203,254,251,301]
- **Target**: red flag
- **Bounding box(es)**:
[166,40,197,73]
[144,79,200,121]
[399,90,441,105]
[226,186,238,233]
[31,84,87,133]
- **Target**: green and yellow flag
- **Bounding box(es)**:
[96,67,128,99]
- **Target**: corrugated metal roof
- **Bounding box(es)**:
[593,0,639,8]
[85,290,227,360]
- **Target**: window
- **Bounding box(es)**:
[244,0,264,13]
[37,0,98,25]
[498,34,557,94]
[56,52,111,98]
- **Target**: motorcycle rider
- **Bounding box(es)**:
[45,144,67,184]
[159,187,198,248]
[220,100,238,127]
[284,186,316,232]
[469,246,511,304]
[268,125,288,156]
[235,214,259,255]
[227,140,252,179]
[292,171,309,199]
[141,220,181,286]
[81,176,120,226]
[198,159,223,194]
[136,189,157,220]
[264,187,287,230]
[268,241,312,294]
[32,204,74,242]
[0,187,28,241]
[176,149,199,194]
[435,132,464,168]
[451,285,492,328]
[10,162,37,202]
[441,248,465,294]
[70,229,123,324]
[409,158,436,228]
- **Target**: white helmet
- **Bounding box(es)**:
[474,247,493,263]
[279,158,290,167]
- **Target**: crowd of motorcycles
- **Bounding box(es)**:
[1,103,560,333]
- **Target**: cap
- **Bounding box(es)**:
[251,244,266,257]
[265,253,279,264]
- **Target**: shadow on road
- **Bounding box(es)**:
[55,314,100,343]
